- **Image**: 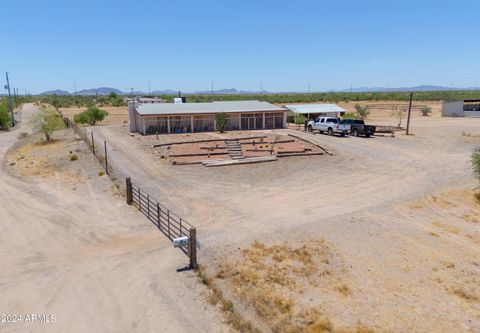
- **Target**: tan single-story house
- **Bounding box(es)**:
[128,100,287,135]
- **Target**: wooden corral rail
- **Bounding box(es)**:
[365,104,426,112]
[126,178,197,269]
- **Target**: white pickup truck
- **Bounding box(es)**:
[307,117,347,136]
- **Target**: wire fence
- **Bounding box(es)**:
[63,117,111,176]
[62,116,197,268]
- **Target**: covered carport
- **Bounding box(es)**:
[283,103,347,120]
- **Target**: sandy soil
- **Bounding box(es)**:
[86,108,480,332]
[60,106,128,126]
[0,104,231,333]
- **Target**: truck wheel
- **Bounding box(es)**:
[341,131,346,137]
[328,128,333,136]
[307,125,313,132]
[352,129,359,137]
[365,133,371,138]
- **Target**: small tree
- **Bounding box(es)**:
[354,104,370,119]
[392,107,406,128]
[51,98,61,112]
[30,108,65,141]
[74,106,108,126]
[421,106,432,117]
[216,112,227,133]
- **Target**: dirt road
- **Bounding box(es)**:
[0,104,230,333]
[88,113,480,332]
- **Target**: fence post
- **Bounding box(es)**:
[147,194,150,218]
[189,228,197,269]
[91,132,95,155]
[126,177,132,205]
[167,210,171,239]
[157,202,161,229]
[104,140,109,175]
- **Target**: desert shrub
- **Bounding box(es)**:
[354,104,370,119]
[74,107,108,125]
[215,112,226,132]
[293,114,305,125]
[0,100,11,130]
[421,106,432,116]
[108,92,125,107]
[98,170,105,176]
[70,153,78,161]
[473,147,480,182]
[29,107,65,141]
[342,112,361,119]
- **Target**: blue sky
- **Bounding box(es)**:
[1,0,479,94]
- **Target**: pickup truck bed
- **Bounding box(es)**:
[340,119,376,137]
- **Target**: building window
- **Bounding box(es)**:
[193,115,215,132]
[225,114,240,130]
[145,117,168,134]
[264,112,284,129]
[170,116,192,133]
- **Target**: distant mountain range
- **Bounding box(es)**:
[336,85,478,93]
[35,85,479,96]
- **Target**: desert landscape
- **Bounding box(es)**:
[2,2,480,331]
[1,100,479,332]
[30,100,476,332]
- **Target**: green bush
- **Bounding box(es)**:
[342,112,361,119]
[293,114,305,125]
[70,153,78,161]
[74,107,108,125]
[0,101,11,130]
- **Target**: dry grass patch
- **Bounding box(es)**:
[450,286,480,303]
[6,134,84,182]
[431,221,460,234]
[213,240,371,333]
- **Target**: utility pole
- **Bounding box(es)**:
[406,92,413,135]
[5,72,14,127]
[13,88,18,107]
[148,82,151,97]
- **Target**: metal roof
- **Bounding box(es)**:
[283,103,347,114]
[135,100,286,116]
